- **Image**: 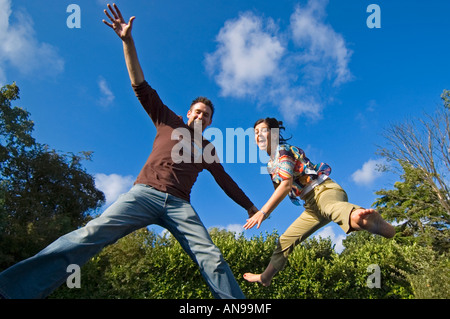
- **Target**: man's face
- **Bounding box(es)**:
[187,102,213,132]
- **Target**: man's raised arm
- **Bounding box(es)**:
[103,3,145,86]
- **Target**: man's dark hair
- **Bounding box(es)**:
[190,97,214,119]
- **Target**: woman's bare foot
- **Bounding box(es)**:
[350,208,395,238]
[243,273,271,287]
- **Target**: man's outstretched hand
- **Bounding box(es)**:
[102,3,135,40]
[102,3,144,86]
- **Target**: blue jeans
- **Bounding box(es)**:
[0,184,245,299]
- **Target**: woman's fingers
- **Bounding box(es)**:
[243,219,255,230]
[243,212,264,230]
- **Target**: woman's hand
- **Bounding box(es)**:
[243,178,293,230]
[247,205,259,218]
[243,211,267,230]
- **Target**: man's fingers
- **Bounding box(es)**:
[107,3,119,20]
[104,9,115,23]
[102,19,114,28]
[114,3,125,21]
[128,16,136,28]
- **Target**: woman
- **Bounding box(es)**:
[243,118,395,286]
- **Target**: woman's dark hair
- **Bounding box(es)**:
[253,117,291,144]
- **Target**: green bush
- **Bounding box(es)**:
[50,228,448,299]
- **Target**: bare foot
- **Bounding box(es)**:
[350,208,395,238]
[243,273,271,287]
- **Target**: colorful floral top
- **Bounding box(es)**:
[267,143,331,205]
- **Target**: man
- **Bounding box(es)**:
[0,4,257,299]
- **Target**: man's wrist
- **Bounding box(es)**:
[122,35,134,44]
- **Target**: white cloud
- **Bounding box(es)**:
[97,76,115,106]
[205,12,284,98]
[290,0,353,86]
[351,159,384,186]
[94,173,135,207]
[205,0,352,123]
[314,225,346,253]
[0,0,64,84]
[224,224,245,236]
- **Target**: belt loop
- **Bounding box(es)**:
[163,193,169,208]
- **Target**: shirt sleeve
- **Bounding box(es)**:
[132,81,180,127]
[207,161,255,211]
[276,148,296,181]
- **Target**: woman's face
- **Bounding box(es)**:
[254,122,270,151]
[254,122,278,155]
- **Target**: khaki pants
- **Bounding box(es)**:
[270,179,361,271]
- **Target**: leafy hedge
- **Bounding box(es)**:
[50,228,449,299]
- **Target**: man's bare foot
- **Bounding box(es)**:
[350,208,395,238]
[243,273,271,287]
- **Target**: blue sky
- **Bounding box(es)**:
[1,0,449,253]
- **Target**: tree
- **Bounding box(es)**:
[0,83,105,269]
[374,162,449,252]
[441,89,450,110]
[376,90,450,252]
[378,90,450,214]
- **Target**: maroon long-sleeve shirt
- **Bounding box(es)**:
[132,81,254,210]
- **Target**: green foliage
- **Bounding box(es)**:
[374,161,449,253]
[49,228,449,299]
[0,83,105,269]
[396,243,450,299]
[441,89,450,110]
